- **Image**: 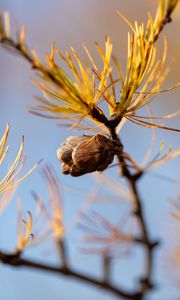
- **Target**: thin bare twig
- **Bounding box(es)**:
[110,128,159,296]
[0,251,142,300]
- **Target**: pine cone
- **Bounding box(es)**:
[57,134,115,176]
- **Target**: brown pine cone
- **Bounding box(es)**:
[57,134,115,176]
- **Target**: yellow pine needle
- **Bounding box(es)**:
[1,159,42,194]
[93,37,112,104]
[33,80,90,114]
[17,209,33,251]
[0,124,40,195]
[65,50,82,83]
[0,188,16,215]
[71,48,90,88]
[0,136,24,193]
[0,146,9,166]
[117,10,135,33]
[83,43,99,74]
[1,2,179,132]
[112,55,124,88]
[127,116,180,132]
[41,166,64,239]
[0,123,10,161]
[147,148,180,170]
[31,38,113,129]
[31,49,41,67]
[19,25,26,45]
[116,3,174,120]
[140,106,157,167]
[131,81,180,97]
[131,111,180,120]
[50,42,55,63]
[4,11,11,38]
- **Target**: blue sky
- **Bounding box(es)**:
[0,1,180,299]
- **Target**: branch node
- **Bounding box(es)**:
[149,240,161,250]
[0,251,21,266]
[140,276,155,291]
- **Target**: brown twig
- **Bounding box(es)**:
[109,126,159,296]
[56,238,68,269]
[0,251,142,300]
[0,2,178,299]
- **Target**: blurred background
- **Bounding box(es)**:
[0,0,180,299]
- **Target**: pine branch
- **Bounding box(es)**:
[109,126,159,296]
[0,251,143,300]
